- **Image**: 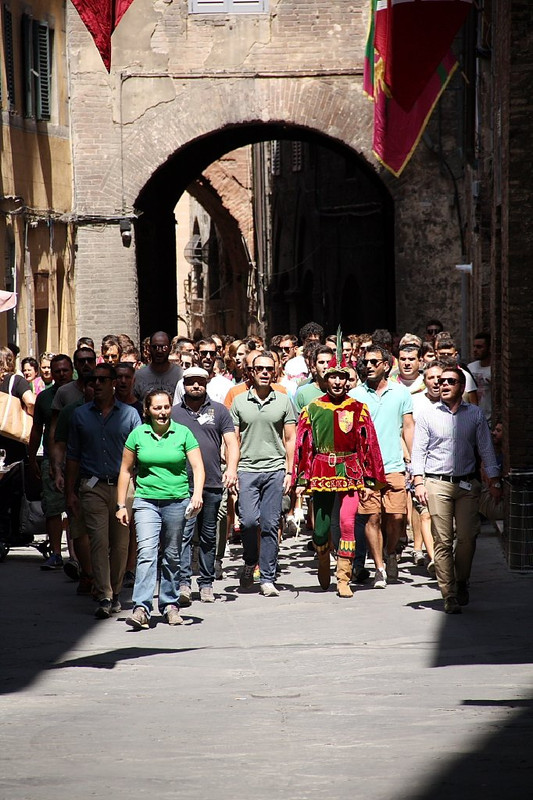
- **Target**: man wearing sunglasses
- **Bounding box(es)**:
[230,352,296,597]
[65,364,141,619]
[134,331,182,402]
[349,345,414,588]
[411,366,501,614]
[173,338,232,406]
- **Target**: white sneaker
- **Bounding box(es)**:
[386,553,399,581]
[260,582,280,597]
[413,550,425,567]
[373,567,387,589]
[283,515,297,538]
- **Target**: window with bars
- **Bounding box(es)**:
[2,5,16,111]
[291,141,303,172]
[189,0,268,13]
[22,14,52,121]
[270,141,281,176]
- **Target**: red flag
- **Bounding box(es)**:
[372,50,457,176]
[374,0,472,111]
[70,0,134,71]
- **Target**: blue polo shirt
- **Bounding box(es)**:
[67,400,141,479]
[349,381,412,473]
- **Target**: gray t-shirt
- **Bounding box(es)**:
[133,364,182,402]
[52,381,84,411]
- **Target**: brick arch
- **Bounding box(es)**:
[118,76,376,211]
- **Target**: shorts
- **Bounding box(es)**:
[41,459,66,518]
[359,471,408,515]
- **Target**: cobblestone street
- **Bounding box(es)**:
[2,529,532,800]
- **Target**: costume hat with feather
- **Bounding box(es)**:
[324,326,351,376]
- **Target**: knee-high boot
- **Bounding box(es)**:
[315,542,331,590]
[336,556,354,598]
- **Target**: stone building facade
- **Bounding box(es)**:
[1,0,75,356]
[66,0,467,346]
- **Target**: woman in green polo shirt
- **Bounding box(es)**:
[116,390,204,629]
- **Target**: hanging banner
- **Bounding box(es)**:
[70,0,135,71]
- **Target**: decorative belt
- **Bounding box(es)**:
[425,473,475,484]
[315,452,353,467]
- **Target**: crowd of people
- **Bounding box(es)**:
[0,319,502,624]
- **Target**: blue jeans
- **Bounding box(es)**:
[180,488,223,588]
[238,470,284,584]
[132,497,188,615]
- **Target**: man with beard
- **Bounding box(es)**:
[171,367,239,603]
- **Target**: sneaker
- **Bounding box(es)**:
[253,565,261,583]
[164,604,183,625]
[40,553,63,571]
[353,566,370,584]
[260,582,280,597]
[111,594,121,613]
[63,557,81,581]
[456,582,470,606]
[413,550,426,567]
[214,559,224,580]
[426,559,436,577]
[126,606,149,630]
[444,597,462,615]
[123,570,136,588]
[179,584,192,607]
[240,564,255,590]
[200,586,215,603]
[77,575,93,595]
[373,567,387,589]
[95,599,112,619]
[386,553,399,581]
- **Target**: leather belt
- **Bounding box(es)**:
[425,473,475,484]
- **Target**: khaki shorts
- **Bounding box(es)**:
[359,471,408,515]
[41,459,66,519]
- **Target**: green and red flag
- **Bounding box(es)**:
[70,0,134,71]
[364,0,472,176]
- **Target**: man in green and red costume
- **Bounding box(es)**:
[292,336,385,596]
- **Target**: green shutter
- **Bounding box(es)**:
[3,5,16,111]
[21,13,34,118]
[34,21,51,120]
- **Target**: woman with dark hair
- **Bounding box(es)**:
[21,356,45,395]
[116,389,204,629]
[0,346,36,463]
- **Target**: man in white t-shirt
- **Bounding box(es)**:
[393,344,426,395]
[284,321,324,385]
[467,332,491,424]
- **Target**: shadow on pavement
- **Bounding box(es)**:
[49,646,203,670]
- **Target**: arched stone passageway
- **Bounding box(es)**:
[134,122,394,338]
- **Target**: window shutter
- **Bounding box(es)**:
[3,5,16,111]
[190,0,226,12]
[21,13,34,118]
[34,21,51,120]
[190,0,267,12]
[229,0,266,11]
[270,141,281,176]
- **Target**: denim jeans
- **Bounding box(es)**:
[238,470,284,584]
[180,488,223,588]
[132,496,189,615]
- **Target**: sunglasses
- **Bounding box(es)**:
[362,358,383,367]
[199,350,216,357]
[254,365,275,373]
[427,328,440,334]
[86,376,113,384]
[40,352,56,361]
[77,356,96,364]
[280,346,293,352]
[438,377,460,386]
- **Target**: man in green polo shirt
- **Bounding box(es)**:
[231,351,296,597]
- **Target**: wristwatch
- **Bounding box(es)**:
[492,481,502,489]
[116,504,126,511]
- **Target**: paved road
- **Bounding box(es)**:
[1,529,532,800]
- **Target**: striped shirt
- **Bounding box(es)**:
[411,400,499,479]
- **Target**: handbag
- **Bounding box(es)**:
[0,375,32,444]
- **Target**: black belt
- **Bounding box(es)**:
[81,476,118,485]
[425,473,475,484]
